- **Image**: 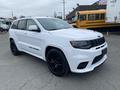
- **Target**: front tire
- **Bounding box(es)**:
[10,40,21,56]
[46,49,70,77]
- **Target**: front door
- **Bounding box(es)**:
[23,19,43,57]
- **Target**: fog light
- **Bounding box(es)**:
[77,62,88,69]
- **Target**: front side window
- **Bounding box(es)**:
[37,18,72,31]
[71,16,77,22]
[18,20,26,30]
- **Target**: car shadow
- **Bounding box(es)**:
[66,62,110,79]
[10,51,110,80]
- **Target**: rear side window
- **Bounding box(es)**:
[79,14,86,21]
[88,14,95,21]
[11,21,18,29]
[101,14,105,20]
[18,20,26,30]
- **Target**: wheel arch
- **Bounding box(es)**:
[45,46,65,58]
[9,37,21,51]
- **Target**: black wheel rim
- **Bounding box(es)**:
[47,52,64,75]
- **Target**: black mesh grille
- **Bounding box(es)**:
[77,62,88,69]
[91,37,105,48]
[92,48,107,64]
[92,54,103,64]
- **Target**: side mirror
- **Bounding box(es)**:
[28,25,40,32]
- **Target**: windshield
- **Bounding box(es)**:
[37,18,72,31]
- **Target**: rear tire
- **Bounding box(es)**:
[46,49,70,77]
[10,40,21,56]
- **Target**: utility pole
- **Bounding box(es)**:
[54,11,57,18]
[58,12,62,18]
[63,0,66,19]
[11,10,14,18]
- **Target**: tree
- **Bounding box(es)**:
[13,16,17,20]
[20,16,25,18]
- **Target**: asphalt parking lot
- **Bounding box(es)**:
[0,32,120,90]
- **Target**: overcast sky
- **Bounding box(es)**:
[0,0,98,18]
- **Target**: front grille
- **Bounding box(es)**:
[92,54,104,64]
[92,48,107,64]
[91,37,105,48]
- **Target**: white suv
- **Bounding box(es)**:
[9,17,107,76]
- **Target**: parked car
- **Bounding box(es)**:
[0,20,10,32]
[9,17,107,76]
[1,24,9,30]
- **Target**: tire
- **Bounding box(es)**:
[10,40,21,56]
[46,49,70,77]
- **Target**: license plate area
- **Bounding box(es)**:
[102,48,107,55]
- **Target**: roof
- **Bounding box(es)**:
[78,9,106,14]
[66,5,106,20]
[14,17,61,22]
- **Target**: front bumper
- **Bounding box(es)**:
[66,42,107,73]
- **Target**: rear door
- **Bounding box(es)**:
[13,19,27,50]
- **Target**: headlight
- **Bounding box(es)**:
[70,41,92,49]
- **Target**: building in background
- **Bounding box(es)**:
[106,0,120,23]
[93,0,107,5]
[66,0,120,29]
[66,4,106,22]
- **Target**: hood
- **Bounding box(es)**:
[49,28,103,40]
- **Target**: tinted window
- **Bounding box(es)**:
[101,14,105,20]
[11,21,18,29]
[18,20,26,30]
[88,14,95,20]
[94,14,105,20]
[95,14,100,20]
[79,14,86,21]
[26,19,37,30]
[37,18,72,31]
